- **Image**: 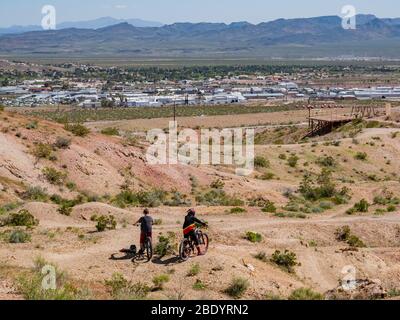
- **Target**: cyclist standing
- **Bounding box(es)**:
[135,208,153,255]
[183,209,207,256]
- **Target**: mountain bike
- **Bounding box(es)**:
[179,228,209,261]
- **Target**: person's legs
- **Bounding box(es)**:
[189,230,203,255]
[139,232,145,254]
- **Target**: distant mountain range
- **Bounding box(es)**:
[1,14,400,58]
[0,17,163,34]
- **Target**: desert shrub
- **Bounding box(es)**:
[22,186,48,202]
[25,121,38,130]
[279,154,287,160]
[0,203,20,216]
[9,230,31,243]
[187,263,201,277]
[260,172,275,180]
[33,143,53,159]
[94,215,117,232]
[262,201,277,213]
[54,137,71,149]
[335,226,366,248]
[58,203,73,216]
[316,156,336,168]
[254,251,268,262]
[354,152,368,161]
[164,191,192,207]
[346,199,369,215]
[346,235,366,248]
[42,167,67,185]
[0,105,4,112]
[319,201,334,210]
[112,189,167,208]
[387,205,397,212]
[245,231,262,243]
[193,279,206,291]
[225,277,249,299]
[248,196,271,208]
[17,258,89,300]
[210,179,225,189]
[154,232,177,257]
[64,123,90,137]
[101,127,120,136]
[105,273,150,300]
[299,169,348,203]
[289,288,324,300]
[254,156,270,168]
[196,189,244,207]
[230,207,246,214]
[287,155,299,168]
[271,250,297,273]
[335,226,351,241]
[5,209,38,228]
[153,219,163,225]
[152,274,170,291]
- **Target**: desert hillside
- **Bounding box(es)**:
[1,108,400,300]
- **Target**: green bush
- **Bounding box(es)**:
[289,288,324,300]
[254,251,268,262]
[33,143,53,159]
[260,172,275,180]
[225,277,249,299]
[245,231,262,243]
[187,263,201,277]
[347,199,369,215]
[287,155,299,168]
[196,189,244,207]
[193,279,206,291]
[54,137,71,149]
[230,207,246,214]
[25,121,38,130]
[9,230,31,243]
[254,156,270,168]
[316,156,336,168]
[335,226,366,248]
[113,189,167,208]
[105,273,150,300]
[94,215,117,232]
[152,274,170,291]
[154,232,176,257]
[271,250,297,273]
[6,209,38,228]
[22,186,48,202]
[101,127,120,136]
[64,123,90,137]
[17,258,89,300]
[210,179,225,189]
[354,152,368,161]
[262,201,277,213]
[42,167,67,185]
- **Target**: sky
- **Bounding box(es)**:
[0,0,399,27]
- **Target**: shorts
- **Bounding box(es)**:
[140,232,152,245]
[184,230,199,246]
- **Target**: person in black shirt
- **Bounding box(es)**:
[135,208,153,255]
[183,209,207,256]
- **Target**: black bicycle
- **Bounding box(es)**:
[179,228,209,261]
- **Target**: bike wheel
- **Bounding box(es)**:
[201,233,209,253]
[179,239,191,261]
[145,238,153,262]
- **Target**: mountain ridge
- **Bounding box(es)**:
[1,14,400,58]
